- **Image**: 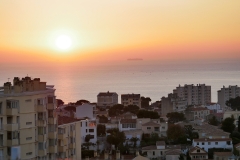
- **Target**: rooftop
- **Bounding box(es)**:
[120,119,137,124]
[98,91,117,96]
[214,152,232,156]
[142,121,160,127]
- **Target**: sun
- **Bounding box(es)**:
[55,35,72,50]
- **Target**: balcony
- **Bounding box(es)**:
[58,133,66,140]
[6,108,18,115]
[47,103,55,110]
[38,134,47,142]
[70,131,75,137]
[7,139,19,146]
[37,120,47,126]
[48,132,57,139]
[38,149,47,156]
[69,143,74,148]
[48,117,57,124]
[5,123,19,131]
[49,146,57,153]
[58,146,67,152]
[36,105,46,112]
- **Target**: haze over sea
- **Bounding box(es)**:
[1,60,240,103]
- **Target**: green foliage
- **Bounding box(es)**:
[106,128,126,147]
[167,124,185,142]
[166,112,186,123]
[123,105,140,114]
[56,99,64,106]
[141,97,151,108]
[238,116,240,132]
[98,115,108,123]
[179,154,185,160]
[85,134,92,142]
[97,124,106,136]
[82,142,95,150]
[226,96,240,110]
[209,116,219,126]
[137,110,160,119]
[130,137,140,148]
[221,117,235,133]
[141,133,165,147]
[208,148,231,159]
[108,104,124,117]
[118,143,130,154]
[75,99,90,105]
[81,150,94,159]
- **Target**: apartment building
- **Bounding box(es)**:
[185,107,210,121]
[0,76,57,160]
[161,93,187,116]
[97,91,118,108]
[58,116,81,159]
[121,94,141,108]
[80,119,97,144]
[218,85,240,109]
[173,84,211,105]
[192,138,233,152]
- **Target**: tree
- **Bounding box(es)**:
[238,116,240,132]
[97,124,106,136]
[56,99,64,107]
[108,104,124,117]
[123,105,140,114]
[107,129,126,147]
[75,99,90,105]
[226,96,240,110]
[166,112,185,123]
[98,115,108,123]
[222,117,235,133]
[167,124,185,142]
[85,134,92,142]
[130,137,139,148]
[141,97,152,108]
[137,110,160,119]
[209,116,219,126]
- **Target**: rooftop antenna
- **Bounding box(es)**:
[8,78,10,82]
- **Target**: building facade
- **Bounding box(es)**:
[80,119,97,144]
[185,107,210,121]
[161,93,187,116]
[121,94,141,108]
[173,84,211,105]
[57,117,81,159]
[97,91,118,108]
[218,85,240,109]
[0,77,58,160]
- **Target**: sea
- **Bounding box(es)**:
[0,60,240,104]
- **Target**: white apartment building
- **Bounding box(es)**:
[0,76,58,160]
[161,93,187,116]
[80,119,97,144]
[218,85,240,109]
[206,103,222,113]
[192,138,233,152]
[75,103,96,119]
[173,84,211,105]
[121,94,141,108]
[97,91,118,108]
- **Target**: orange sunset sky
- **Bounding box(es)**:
[1,0,240,64]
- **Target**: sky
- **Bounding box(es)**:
[1,0,240,64]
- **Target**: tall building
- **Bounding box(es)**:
[161,93,187,116]
[58,116,81,159]
[97,91,118,108]
[173,84,211,105]
[0,77,57,160]
[121,94,141,108]
[218,85,240,109]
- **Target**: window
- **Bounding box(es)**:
[147,127,151,130]
[48,124,56,132]
[81,122,82,127]
[208,142,211,145]
[86,129,88,133]
[86,122,87,127]
[37,99,44,105]
[49,139,55,146]
[227,141,231,145]
[38,142,45,150]
[48,97,54,103]
[26,122,32,125]
[7,117,12,124]
[26,137,32,140]
[197,142,199,145]
[202,142,204,145]
[6,100,19,109]
[215,142,218,145]
[0,102,2,114]
[153,151,155,155]
[197,149,200,153]
[48,110,53,118]
[89,129,94,132]
[38,127,46,135]
[25,99,32,102]
[26,152,32,155]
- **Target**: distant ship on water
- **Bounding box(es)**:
[127,58,143,61]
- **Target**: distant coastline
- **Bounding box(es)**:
[127,58,143,61]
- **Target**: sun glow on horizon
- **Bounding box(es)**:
[55,35,72,51]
